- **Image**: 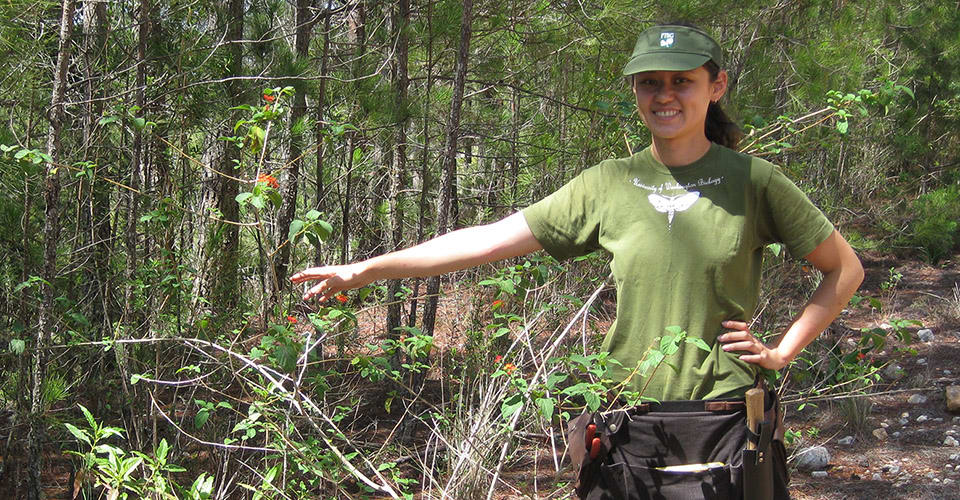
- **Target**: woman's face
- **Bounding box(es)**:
[631,66,727,145]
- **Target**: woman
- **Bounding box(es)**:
[292,23,863,498]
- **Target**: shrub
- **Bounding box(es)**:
[908,185,960,263]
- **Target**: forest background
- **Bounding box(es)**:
[1,0,959,498]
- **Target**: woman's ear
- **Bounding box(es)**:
[711,70,729,102]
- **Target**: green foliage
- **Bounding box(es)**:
[907,186,960,262]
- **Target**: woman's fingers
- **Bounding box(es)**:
[290,267,333,283]
[721,340,760,353]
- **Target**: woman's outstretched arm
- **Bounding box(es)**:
[719,229,865,370]
[290,212,543,302]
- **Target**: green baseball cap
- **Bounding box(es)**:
[622,25,723,76]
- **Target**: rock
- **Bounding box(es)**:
[884,364,905,380]
[917,415,929,423]
[899,418,909,426]
[873,428,889,441]
[838,435,855,446]
[917,358,927,365]
[945,370,953,376]
[926,471,937,479]
[872,473,883,481]
[881,421,890,428]
[918,328,935,342]
[950,453,959,461]
[945,436,960,447]
[946,464,954,471]
[795,446,831,470]
[947,386,960,413]
[884,464,901,475]
[946,478,956,485]
[954,416,960,423]
[908,393,928,405]
[892,431,902,438]
[902,412,910,418]
[811,470,829,478]
[880,323,893,331]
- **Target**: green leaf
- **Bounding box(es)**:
[288,219,305,243]
[79,404,97,430]
[9,339,25,355]
[64,422,92,447]
[836,121,849,134]
[491,327,510,339]
[545,372,568,390]
[305,209,321,220]
[235,192,253,204]
[536,397,555,420]
[132,117,147,130]
[98,116,119,126]
[685,337,711,352]
[314,220,333,240]
[195,410,210,429]
[266,189,283,208]
[584,391,601,412]
[157,439,169,461]
[501,394,523,420]
[766,243,782,257]
[250,194,266,210]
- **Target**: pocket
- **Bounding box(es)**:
[600,462,734,500]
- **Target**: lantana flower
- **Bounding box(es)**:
[257,173,279,189]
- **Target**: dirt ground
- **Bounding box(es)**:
[783,254,960,500]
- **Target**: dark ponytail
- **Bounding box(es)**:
[702,60,743,150]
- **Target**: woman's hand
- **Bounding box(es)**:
[717,320,790,371]
[290,263,369,302]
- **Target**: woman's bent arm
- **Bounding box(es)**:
[291,212,543,301]
[719,229,865,370]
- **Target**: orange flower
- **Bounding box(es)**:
[492,299,503,309]
[287,315,297,324]
[334,293,348,304]
[257,173,279,189]
[857,352,866,361]
[494,355,503,363]
[263,94,276,103]
[503,363,517,375]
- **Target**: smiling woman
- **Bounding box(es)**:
[291,21,863,500]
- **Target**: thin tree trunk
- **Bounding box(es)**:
[275,0,315,296]
[422,0,474,338]
[313,0,333,267]
[117,0,151,452]
[341,1,365,265]
[407,0,435,328]
[26,0,76,496]
[386,0,410,338]
[200,0,244,311]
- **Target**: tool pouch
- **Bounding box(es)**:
[567,387,790,500]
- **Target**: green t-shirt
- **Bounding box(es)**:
[522,144,834,400]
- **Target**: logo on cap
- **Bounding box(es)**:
[660,32,675,48]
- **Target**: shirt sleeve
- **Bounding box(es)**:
[758,164,835,258]
[521,166,603,261]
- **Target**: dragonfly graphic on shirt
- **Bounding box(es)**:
[647,191,700,230]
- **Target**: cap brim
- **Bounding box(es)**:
[622,52,711,76]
